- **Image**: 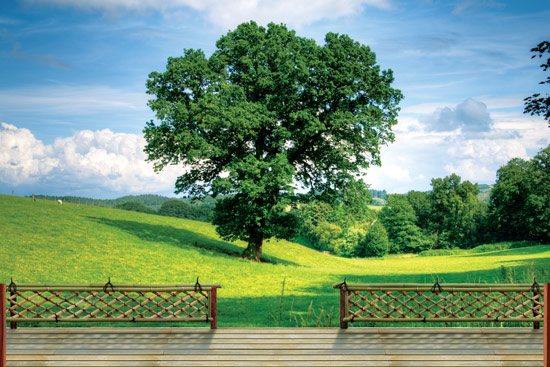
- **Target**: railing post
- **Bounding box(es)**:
[9,286,16,330]
[339,287,348,329]
[210,287,217,330]
[1,284,7,367]
[544,283,548,367]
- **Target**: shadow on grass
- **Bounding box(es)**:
[86,216,298,266]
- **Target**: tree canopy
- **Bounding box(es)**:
[144,22,402,260]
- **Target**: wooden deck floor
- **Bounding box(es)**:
[5,327,544,366]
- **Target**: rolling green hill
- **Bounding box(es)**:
[0,194,548,327]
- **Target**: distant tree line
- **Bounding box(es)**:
[113,197,216,222]
[293,145,549,257]
[368,189,388,206]
[34,194,217,222]
[34,194,170,210]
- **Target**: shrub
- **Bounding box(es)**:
[361,222,389,257]
[316,221,343,251]
[334,225,368,257]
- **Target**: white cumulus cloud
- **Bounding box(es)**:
[365,98,549,192]
[25,0,392,29]
[0,123,183,196]
[0,123,57,185]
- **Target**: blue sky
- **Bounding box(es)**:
[0,0,549,197]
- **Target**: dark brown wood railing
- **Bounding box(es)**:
[2,282,220,329]
[1,284,6,367]
[335,282,546,329]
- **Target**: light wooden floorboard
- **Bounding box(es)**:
[5,327,544,367]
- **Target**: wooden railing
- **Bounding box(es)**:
[334,282,547,329]
[2,282,220,329]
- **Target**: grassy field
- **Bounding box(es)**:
[1,194,549,327]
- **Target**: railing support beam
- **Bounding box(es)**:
[1,284,7,367]
[339,287,348,329]
[210,286,217,330]
[9,286,16,330]
[544,283,548,367]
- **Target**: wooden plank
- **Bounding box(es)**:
[5,353,544,361]
[4,328,544,367]
[2,361,544,367]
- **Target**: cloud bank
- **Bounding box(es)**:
[366,98,548,192]
[0,123,182,197]
[2,97,547,197]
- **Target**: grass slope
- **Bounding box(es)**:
[1,194,548,327]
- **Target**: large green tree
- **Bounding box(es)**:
[489,158,532,240]
[144,22,402,260]
[489,145,549,242]
[379,194,428,253]
[428,174,486,248]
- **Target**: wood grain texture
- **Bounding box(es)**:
[4,327,544,366]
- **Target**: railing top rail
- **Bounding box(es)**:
[333,283,540,291]
[8,284,221,291]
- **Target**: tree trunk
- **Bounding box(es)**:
[243,236,263,261]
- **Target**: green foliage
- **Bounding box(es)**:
[295,189,376,257]
[379,194,429,253]
[489,145,550,242]
[428,174,486,248]
[114,195,171,211]
[337,180,374,224]
[295,201,335,247]
[361,222,389,257]
[489,158,532,240]
[405,190,431,230]
[144,21,402,260]
[333,224,368,257]
[523,41,550,125]
[158,199,194,218]
[1,195,549,327]
[527,146,550,241]
[157,198,215,222]
[316,221,344,251]
[114,201,156,214]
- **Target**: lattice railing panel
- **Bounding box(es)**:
[336,284,544,323]
[4,285,219,323]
